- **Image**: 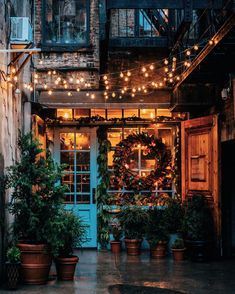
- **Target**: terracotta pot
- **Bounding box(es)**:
[56,255,79,281]
[17,243,52,285]
[110,241,121,254]
[172,248,186,261]
[125,239,142,256]
[5,262,21,290]
[150,241,168,258]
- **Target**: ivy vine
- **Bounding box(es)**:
[96,126,112,249]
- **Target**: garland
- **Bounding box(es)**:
[96,127,112,249]
[113,133,172,192]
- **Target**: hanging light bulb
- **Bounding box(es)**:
[69,77,74,83]
[164,67,169,73]
[172,57,177,62]
[80,77,84,83]
[194,45,199,50]
[68,92,72,96]
[127,71,131,77]
[77,88,80,92]
[76,79,80,84]
[144,73,149,78]
[164,59,169,65]
[120,72,124,78]
[103,75,108,80]
[48,71,52,75]
[43,84,48,89]
[86,92,90,97]
[186,50,191,56]
[142,67,147,72]
[132,88,136,93]
[209,39,214,45]
[48,90,52,95]
[104,80,109,85]
[91,93,95,99]
[112,92,116,97]
[169,72,173,78]
[131,93,135,97]
[106,85,110,90]
[124,77,129,82]
[149,64,154,70]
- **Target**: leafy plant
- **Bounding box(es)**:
[171,238,185,249]
[110,220,122,241]
[146,208,169,247]
[6,245,21,263]
[48,210,87,257]
[6,132,68,246]
[182,194,214,241]
[118,206,149,239]
[163,197,184,234]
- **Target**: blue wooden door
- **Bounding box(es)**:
[54,128,97,248]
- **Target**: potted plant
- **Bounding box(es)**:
[182,194,214,262]
[5,245,21,290]
[118,206,149,255]
[109,220,123,254]
[163,197,184,253]
[52,210,86,281]
[6,132,67,284]
[147,208,169,258]
[171,238,186,261]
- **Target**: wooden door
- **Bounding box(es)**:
[181,115,220,239]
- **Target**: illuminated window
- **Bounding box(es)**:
[123,109,139,118]
[91,109,106,118]
[140,109,155,119]
[107,109,122,119]
[57,109,73,119]
[74,109,89,118]
[156,109,172,117]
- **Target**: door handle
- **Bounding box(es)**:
[92,188,96,204]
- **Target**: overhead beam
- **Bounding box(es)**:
[107,0,223,10]
[174,12,235,90]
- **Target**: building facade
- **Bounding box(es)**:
[0,0,235,266]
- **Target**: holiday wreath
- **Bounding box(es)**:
[113,132,173,191]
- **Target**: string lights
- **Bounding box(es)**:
[3,34,221,100]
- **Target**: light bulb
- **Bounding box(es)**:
[91,94,95,99]
[80,77,84,82]
[142,67,146,72]
[149,64,154,70]
[68,92,72,96]
[127,71,131,76]
[194,45,199,50]
[144,73,149,78]
[186,50,191,56]
[48,90,52,95]
[120,72,124,78]
[124,77,129,82]
[103,75,108,80]
[164,59,169,65]
[112,92,116,97]
[77,88,80,92]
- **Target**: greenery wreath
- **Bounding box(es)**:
[113,132,173,191]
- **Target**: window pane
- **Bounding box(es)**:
[61,152,74,171]
[44,0,88,45]
[123,109,138,118]
[76,152,90,171]
[140,109,155,119]
[108,151,114,168]
[123,128,138,139]
[60,133,75,150]
[64,194,75,203]
[57,109,73,119]
[76,174,90,193]
[91,109,106,118]
[108,128,122,147]
[62,174,74,193]
[76,133,90,150]
[74,109,89,118]
[107,109,122,119]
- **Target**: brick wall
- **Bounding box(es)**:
[34,0,100,92]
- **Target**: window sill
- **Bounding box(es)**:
[41,44,94,52]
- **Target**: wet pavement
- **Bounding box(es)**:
[1,250,235,293]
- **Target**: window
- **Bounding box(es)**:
[43,0,89,45]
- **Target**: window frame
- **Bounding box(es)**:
[41,0,90,50]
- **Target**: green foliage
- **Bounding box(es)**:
[163,197,184,233]
[47,209,87,257]
[96,127,112,249]
[110,220,122,241]
[182,194,214,241]
[171,238,185,249]
[146,208,169,247]
[6,245,21,263]
[6,132,68,246]
[118,206,149,239]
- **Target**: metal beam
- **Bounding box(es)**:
[107,0,223,10]
[174,13,235,90]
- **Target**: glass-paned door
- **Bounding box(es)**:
[54,128,97,248]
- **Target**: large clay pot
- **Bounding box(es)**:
[55,255,79,281]
[110,241,121,254]
[125,239,141,256]
[17,243,52,285]
[150,241,168,258]
[172,248,186,261]
[5,262,21,290]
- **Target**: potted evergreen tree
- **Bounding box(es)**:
[5,244,21,290]
[6,132,67,284]
[182,194,214,262]
[52,210,86,281]
[118,206,149,255]
[146,208,169,258]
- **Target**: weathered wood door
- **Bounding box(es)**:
[181,115,220,240]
